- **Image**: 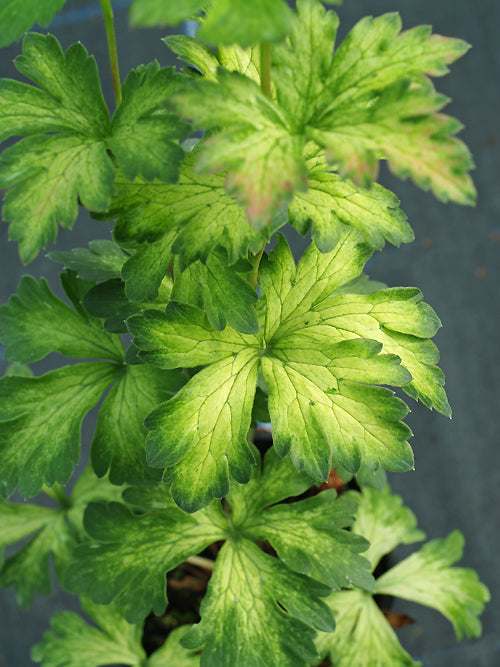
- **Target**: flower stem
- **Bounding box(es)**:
[99,0,122,108]
[260,41,272,99]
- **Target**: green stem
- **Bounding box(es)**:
[247,243,266,290]
[42,483,71,509]
[186,555,215,571]
[99,0,122,107]
[260,41,272,99]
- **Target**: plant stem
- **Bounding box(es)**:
[42,483,71,509]
[247,243,266,290]
[260,41,272,99]
[186,555,215,571]
[99,0,122,107]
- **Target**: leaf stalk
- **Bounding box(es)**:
[99,0,122,107]
[260,41,272,99]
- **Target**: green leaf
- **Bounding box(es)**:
[316,486,490,664]
[0,34,113,263]
[182,537,333,666]
[65,500,227,622]
[316,589,420,667]
[0,505,72,608]
[48,240,129,282]
[107,62,190,182]
[172,71,307,227]
[228,450,374,592]
[375,531,491,640]
[289,145,414,251]
[0,0,67,48]
[292,6,475,202]
[92,364,186,485]
[145,347,260,512]
[0,276,124,363]
[171,248,259,334]
[164,35,220,82]
[0,134,115,264]
[107,154,266,266]
[129,301,261,369]
[199,0,293,48]
[147,626,201,667]
[31,597,147,667]
[0,363,120,498]
[304,287,450,415]
[130,0,205,27]
[259,236,415,479]
[350,485,425,571]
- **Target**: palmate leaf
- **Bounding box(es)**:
[182,537,333,667]
[31,597,147,667]
[0,34,187,263]
[65,499,227,622]
[289,144,413,252]
[0,0,66,48]
[0,273,184,492]
[106,152,267,267]
[0,363,120,498]
[173,0,474,240]
[131,230,447,510]
[316,487,490,665]
[0,275,124,363]
[375,531,491,640]
[32,604,200,667]
[0,467,121,608]
[287,3,476,202]
[229,449,374,592]
[0,500,72,608]
[172,71,307,228]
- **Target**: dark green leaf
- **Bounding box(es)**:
[92,364,186,485]
[108,63,190,182]
[65,501,227,622]
[0,363,120,498]
[0,276,124,363]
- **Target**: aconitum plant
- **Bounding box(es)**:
[0,1,490,665]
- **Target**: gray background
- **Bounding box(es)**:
[0,0,498,665]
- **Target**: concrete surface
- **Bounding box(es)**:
[0,0,498,665]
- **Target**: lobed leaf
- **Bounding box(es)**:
[0,363,120,498]
[182,537,333,667]
[172,71,307,227]
[351,485,425,571]
[0,276,124,364]
[0,35,188,263]
[107,62,190,182]
[0,0,67,48]
[49,240,129,282]
[316,589,420,667]
[376,531,491,640]
[231,453,374,591]
[31,597,147,667]
[289,145,414,251]
[91,364,186,486]
[171,249,259,334]
[107,154,266,267]
[65,501,227,622]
